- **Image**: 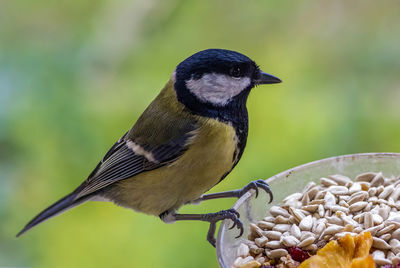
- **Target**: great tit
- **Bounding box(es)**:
[17,49,281,246]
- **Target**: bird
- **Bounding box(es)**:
[17,48,281,246]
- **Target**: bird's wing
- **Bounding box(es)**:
[74,126,197,200]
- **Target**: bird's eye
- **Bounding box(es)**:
[229,66,241,78]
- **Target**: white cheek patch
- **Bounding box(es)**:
[186,73,251,106]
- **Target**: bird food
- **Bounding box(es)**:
[233,172,400,268]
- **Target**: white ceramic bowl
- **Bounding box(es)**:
[216,153,400,267]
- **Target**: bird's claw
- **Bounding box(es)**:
[205,208,243,247]
[237,179,273,203]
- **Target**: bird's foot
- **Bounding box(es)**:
[204,208,243,247]
[234,179,273,203]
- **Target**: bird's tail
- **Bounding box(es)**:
[16,191,92,237]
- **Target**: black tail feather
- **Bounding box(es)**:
[16,192,91,237]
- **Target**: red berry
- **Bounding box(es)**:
[287,247,310,262]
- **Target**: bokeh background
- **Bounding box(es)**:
[1,0,400,267]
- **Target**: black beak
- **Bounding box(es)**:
[254,71,282,85]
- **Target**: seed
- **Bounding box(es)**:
[373,214,384,225]
[274,215,290,224]
[318,204,324,217]
[392,229,400,240]
[302,204,319,213]
[250,223,264,237]
[309,199,325,205]
[368,187,377,197]
[281,235,299,247]
[364,202,372,212]
[376,224,396,236]
[270,206,290,218]
[348,191,369,204]
[327,185,348,195]
[373,237,392,249]
[301,192,310,206]
[300,231,315,241]
[330,205,349,213]
[324,224,344,235]
[349,201,367,212]
[283,192,303,203]
[307,187,319,200]
[392,256,400,266]
[290,224,301,239]
[314,190,326,200]
[329,174,352,186]
[249,244,263,255]
[364,212,374,229]
[237,243,250,257]
[390,186,400,201]
[263,231,282,240]
[377,185,385,195]
[302,181,317,193]
[315,222,326,235]
[303,243,318,252]
[324,191,336,207]
[379,185,395,199]
[364,223,385,236]
[257,221,274,230]
[353,227,363,233]
[379,205,391,220]
[273,224,291,233]
[298,236,315,247]
[379,233,391,241]
[326,216,343,225]
[338,200,349,208]
[371,172,384,187]
[320,177,338,187]
[348,182,361,194]
[299,215,313,231]
[355,172,376,182]
[255,236,268,247]
[374,258,392,266]
[267,248,288,259]
[289,207,306,222]
[265,240,282,249]
[263,216,275,222]
[390,239,400,254]
[359,182,371,191]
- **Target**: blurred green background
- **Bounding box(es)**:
[1,0,400,267]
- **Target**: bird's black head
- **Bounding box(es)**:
[173,49,281,121]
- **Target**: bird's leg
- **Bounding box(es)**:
[160,208,243,247]
[191,179,273,204]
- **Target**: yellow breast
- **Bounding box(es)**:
[110,119,238,216]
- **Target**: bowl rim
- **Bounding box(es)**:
[216,152,400,267]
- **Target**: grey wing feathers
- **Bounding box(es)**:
[74,128,197,199]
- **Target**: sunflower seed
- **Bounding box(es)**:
[290,224,301,239]
[329,174,352,186]
[373,237,392,249]
[298,236,315,247]
[264,240,282,249]
[270,206,290,218]
[263,231,282,240]
[371,172,384,187]
[257,221,274,230]
[355,172,376,182]
[281,235,299,247]
[364,212,374,229]
[237,243,250,257]
[327,185,349,195]
[267,248,288,259]
[380,185,395,199]
[273,224,291,233]
[320,177,338,187]
[299,215,313,231]
[348,182,362,194]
